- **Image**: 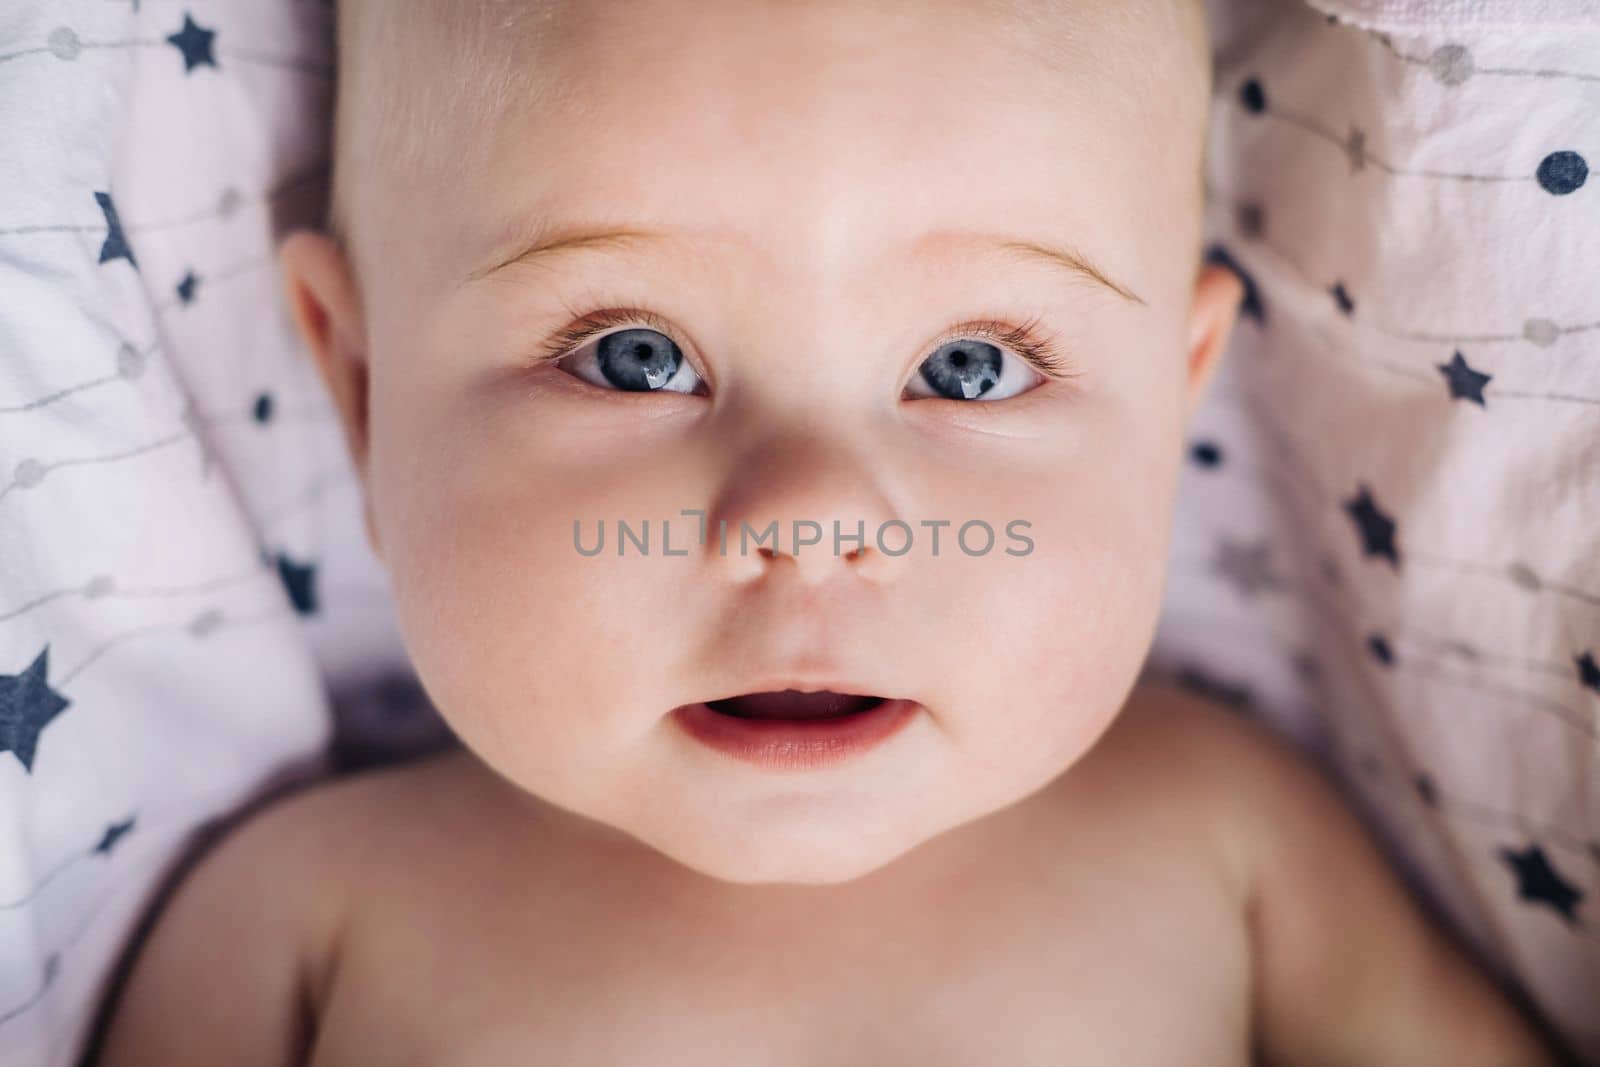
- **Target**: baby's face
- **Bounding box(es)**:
[285,0,1239,886]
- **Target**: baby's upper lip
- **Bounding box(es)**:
[702,671,896,704]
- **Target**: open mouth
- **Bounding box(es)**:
[672,691,920,770]
[704,689,886,720]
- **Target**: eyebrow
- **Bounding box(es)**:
[465,223,1147,307]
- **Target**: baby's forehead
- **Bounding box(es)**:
[336,0,1203,153]
[332,0,1207,286]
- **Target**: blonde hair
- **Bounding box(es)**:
[328,0,575,273]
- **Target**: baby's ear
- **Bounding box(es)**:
[278,230,381,561]
[1182,261,1245,422]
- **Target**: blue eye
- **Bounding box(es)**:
[557,327,705,394]
[904,338,1044,402]
[596,329,680,391]
[918,340,1001,399]
[538,309,1071,401]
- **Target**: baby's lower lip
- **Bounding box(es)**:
[670,693,921,772]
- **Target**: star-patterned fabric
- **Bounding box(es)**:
[1143,0,1599,1059]
[0,1,1596,1065]
[0,650,71,774]
[0,4,437,1065]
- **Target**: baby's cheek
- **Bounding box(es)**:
[980,466,1173,766]
[378,470,592,758]
[381,460,705,785]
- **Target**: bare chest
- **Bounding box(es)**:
[304,818,1253,1066]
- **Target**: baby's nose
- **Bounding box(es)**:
[703,426,906,587]
[751,522,883,585]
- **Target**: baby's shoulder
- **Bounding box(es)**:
[214,743,473,860]
[215,743,523,899]
[184,745,502,983]
[1103,678,1316,781]
[1073,679,1354,892]
[92,745,495,1064]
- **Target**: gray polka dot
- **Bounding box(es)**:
[48,27,82,61]
[189,608,225,637]
[1507,561,1541,591]
[84,575,116,599]
[218,187,243,218]
[1427,44,1473,85]
[1523,318,1560,347]
[117,342,145,380]
[14,459,45,489]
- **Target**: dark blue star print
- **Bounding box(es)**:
[253,392,274,424]
[166,14,218,73]
[95,192,136,269]
[176,270,199,305]
[94,816,137,855]
[275,552,319,615]
[1438,351,1492,406]
[1343,484,1400,569]
[1239,77,1267,114]
[1330,281,1355,316]
[1499,843,1583,925]
[1576,651,1600,694]
[1367,632,1394,665]
[0,647,72,774]
[1190,440,1223,468]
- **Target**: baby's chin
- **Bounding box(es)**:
[648,821,940,889]
[540,749,1083,893]
[559,781,947,889]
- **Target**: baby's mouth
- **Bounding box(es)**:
[704,689,885,721]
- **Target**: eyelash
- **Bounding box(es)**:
[531,305,1081,383]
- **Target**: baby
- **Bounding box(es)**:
[92,0,1564,1063]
